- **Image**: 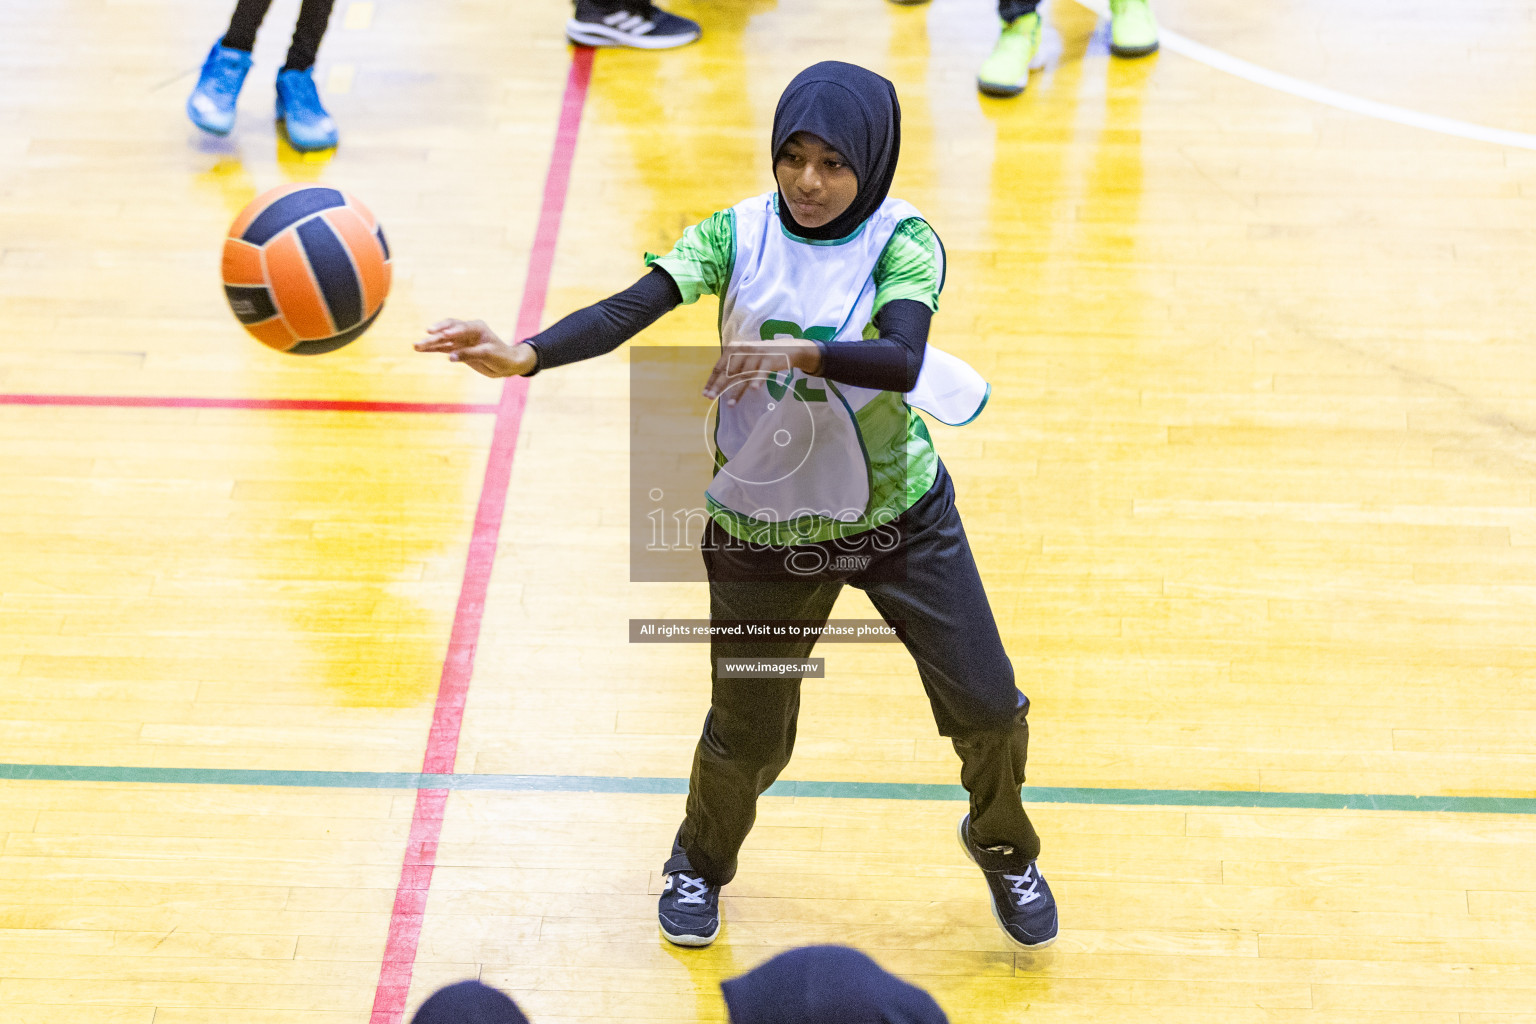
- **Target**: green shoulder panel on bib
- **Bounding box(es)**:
[645,209,737,306]
[872,218,942,316]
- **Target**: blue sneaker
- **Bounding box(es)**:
[957,813,1059,948]
[187,42,253,136]
[275,68,338,152]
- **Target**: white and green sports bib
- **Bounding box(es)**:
[699,192,990,545]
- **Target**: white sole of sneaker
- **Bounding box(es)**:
[955,816,1058,950]
[565,20,700,49]
[658,921,719,947]
[187,101,236,136]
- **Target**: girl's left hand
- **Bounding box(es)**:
[702,339,824,406]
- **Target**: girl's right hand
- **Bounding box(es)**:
[415,319,538,378]
[702,338,824,406]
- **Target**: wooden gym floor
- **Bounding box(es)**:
[3,0,1536,1021]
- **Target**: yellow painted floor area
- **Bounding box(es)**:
[4,0,1536,1021]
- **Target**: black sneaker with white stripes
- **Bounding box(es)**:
[567,0,702,49]
[956,813,1059,949]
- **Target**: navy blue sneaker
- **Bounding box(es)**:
[566,0,701,48]
[658,843,720,947]
[957,813,1058,948]
[187,42,253,136]
[275,68,338,152]
[659,869,720,946]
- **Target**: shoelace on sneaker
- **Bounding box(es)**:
[670,872,710,906]
[1004,866,1042,907]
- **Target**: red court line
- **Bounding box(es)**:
[369,45,596,1024]
[0,394,498,414]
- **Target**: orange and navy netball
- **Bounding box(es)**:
[221,183,392,354]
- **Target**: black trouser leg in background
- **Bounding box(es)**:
[222,0,275,52]
[673,461,1041,887]
[998,0,1040,22]
[223,0,336,70]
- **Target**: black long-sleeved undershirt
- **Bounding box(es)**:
[816,300,929,392]
[523,266,681,373]
[524,266,931,393]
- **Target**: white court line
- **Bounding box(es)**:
[1071,0,1536,151]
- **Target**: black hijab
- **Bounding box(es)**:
[410,981,529,1024]
[772,62,902,242]
[721,945,949,1024]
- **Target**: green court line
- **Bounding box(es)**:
[2,762,1534,815]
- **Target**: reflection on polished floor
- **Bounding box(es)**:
[3,0,1536,1021]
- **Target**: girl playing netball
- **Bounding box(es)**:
[416,61,1058,950]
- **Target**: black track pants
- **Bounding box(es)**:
[669,462,1041,886]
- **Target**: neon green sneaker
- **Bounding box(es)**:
[977,12,1041,98]
[1109,0,1159,57]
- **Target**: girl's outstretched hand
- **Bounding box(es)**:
[415,319,538,378]
[702,338,824,406]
